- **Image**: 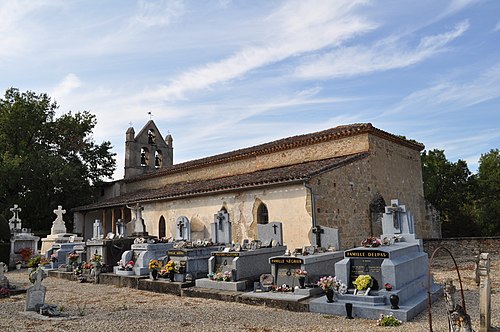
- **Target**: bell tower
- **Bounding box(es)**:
[124,120,173,179]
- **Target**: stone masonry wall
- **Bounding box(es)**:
[423,237,500,257]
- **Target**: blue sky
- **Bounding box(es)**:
[1,0,499,179]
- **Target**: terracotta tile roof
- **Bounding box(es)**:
[125,123,423,183]
[75,152,369,211]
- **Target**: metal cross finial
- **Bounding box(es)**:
[148,112,153,120]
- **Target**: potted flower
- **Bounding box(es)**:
[68,252,79,268]
[148,259,161,280]
[317,276,347,303]
[39,257,50,267]
[163,260,177,281]
[353,274,373,295]
[294,269,308,288]
[384,282,393,291]
[17,247,34,264]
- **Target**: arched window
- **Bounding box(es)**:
[140,147,149,166]
[148,129,156,144]
[257,203,269,224]
[158,216,166,239]
[155,150,163,168]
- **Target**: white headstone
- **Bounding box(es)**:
[381,199,420,245]
[50,205,67,235]
[8,204,22,232]
[126,203,146,235]
[25,267,46,311]
[93,219,103,239]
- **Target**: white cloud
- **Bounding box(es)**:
[51,74,82,100]
[140,0,376,101]
[134,0,185,27]
[294,20,469,79]
[395,62,500,112]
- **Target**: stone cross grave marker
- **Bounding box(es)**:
[175,216,191,241]
[211,211,231,244]
[8,204,22,232]
[126,203,146,235]
[25,267,46,311]
[257,221,283,247]
[93,219,103,239]
[50,205,67,235]
[381,199,415,235]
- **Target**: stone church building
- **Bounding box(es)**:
[73,121,441,250]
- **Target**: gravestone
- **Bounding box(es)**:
[309,225,339,250]
[271,257,303,288]
[116,219,125,238]
[380,199,420,245]
[211,210,231,244]
[175,216,191,242]
[8,204,22,233]
[8,204,40,268]
[40,205,82,254]
[25,267,46,311]
[311,199,442,322]
[126,203,148,236]
[258,222,283,247]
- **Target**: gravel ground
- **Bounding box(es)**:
[1,255,498,332]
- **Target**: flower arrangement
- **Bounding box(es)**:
[81,261,94,270]
[50,253,58,262]
[91,254,102,263]
[39,257,50,266]
[117,260,134,271]
[361,237,381,247]
[377,314,402,326]
[208,271,231,281]
[164,260,177,273]
[27,256,41,268]
[294,269,308,277]
[353,275,372,291]
[384,283,393,291]
[317,276,347,294]
[17,247,34,262]
[272,284,293,292]
[68,252,79,263]
[148,259,161,270]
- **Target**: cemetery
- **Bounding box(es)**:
[0,198,498,330]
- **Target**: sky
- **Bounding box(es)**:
[1,0,499,180]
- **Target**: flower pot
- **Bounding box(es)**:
[389,294,399,309]
[326,289,336,303]
[345,303,354,319]
[150,269,158,280]
[169,272,175,282]
[298,277,305,289]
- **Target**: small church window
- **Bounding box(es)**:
[257,203,269,224]
[148,129,156,144]
[159,216,166,239]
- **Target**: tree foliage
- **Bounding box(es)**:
[422,148,500,237]
[475,149,500,235]
[0,88,116,231]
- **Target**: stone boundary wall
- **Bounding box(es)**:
[423,237,500,257]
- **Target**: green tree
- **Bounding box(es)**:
[476,149,500,236]
[421,149,479,237]
[0,88,116,231]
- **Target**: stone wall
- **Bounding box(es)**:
[423,237,500,257]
